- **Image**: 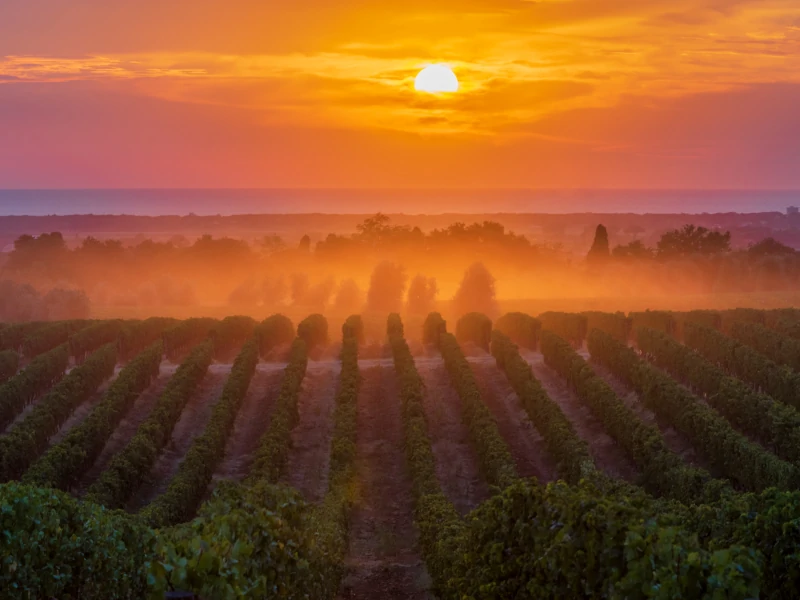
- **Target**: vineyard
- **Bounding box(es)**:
[7,308,800,598]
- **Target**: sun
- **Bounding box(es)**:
[414,64,459,94]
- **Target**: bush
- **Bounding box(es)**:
[0,482,154,599]
[342,314,365,344]
[257,314,295,356]
[297,314,329,350]
[455,312,492,351]
[494,312,540,350]
[423,312,447,346]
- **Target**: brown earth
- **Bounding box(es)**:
[584,355,716,474]
[126,365,230,511]
[468,356,558,483]
[413,356,490,515]
[212,364,285,483]
[75,364,177,495]
[522,350,639,482]
[337,364,433,600]
[280,360,341,503]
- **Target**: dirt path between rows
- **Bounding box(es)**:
[468,356,557,483]
[337,365,433,600]
[582,351,717,474]
[414,356,490,516]
[74,363,178,496]
[522,350,639,482]
[280,360,341,503]
[211,364,285,484]
[126,365,231,512]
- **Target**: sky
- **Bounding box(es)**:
[1,0,800,190]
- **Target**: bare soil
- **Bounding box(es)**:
[75,364,177,495]
[337,365,433,600]
[280,360,341,503]
[126,365,231,511]
[212,364,285,483]
[468,356,558,483]
[586,358,716,473]
[522,350,640,482]
[414,356,490,515]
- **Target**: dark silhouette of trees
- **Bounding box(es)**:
[612,240,655,259]
[749,238,795,256]
[657,225,731,257]
[298,235,311,253]
[587,224,611,263]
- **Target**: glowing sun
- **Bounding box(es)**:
[414,64,459,94]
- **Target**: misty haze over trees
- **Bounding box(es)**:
[0,214,798,323]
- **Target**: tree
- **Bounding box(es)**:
[333,279,364,314]
[452,262,498,317]
[587,224,611,263]
[749,237,795,256]
[298,235,311,253]
[406,275,438,315]
[657,225,731,258]
[613,240,655,259]
[366,261,407,313]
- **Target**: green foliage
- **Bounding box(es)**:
[342,314,365,345]
[148,482,331,599]
[21,319,88,358]
[538,311,588,345]
[24,341,163,490]
[588,329,800,493]
[674,310,722,338]
[0,350,19,383]
[85,341,214,509]
[629,310,676,336]
[0,482,154,599]
[438,332,517,489]
[541,329,727,505]
[447,480,761,600]
[304,314,363,598]
[297,313,329,350]
[210,315,256,358]
[256,313,295,356]
[248,338,308,482]
[492,330,596,484]
[455,312,492,350]
[0,321,48,352]
[582,311,632,342]
[0,343,69,431]
[141,338,259,528]
[70,319,125,362]
[638,326,800,465]
[119,317,176,360]
[422,311,447,346]
[731,320,800,371]
[387,314,464,595]
[162,317,217,361]
[683,321,800,411]
[0,343,118,482]
[720,308,765,332]
[494,312,540,349]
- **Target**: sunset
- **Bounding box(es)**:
[5,2,800,599]
[2,0,800,189]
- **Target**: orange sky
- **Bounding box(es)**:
[1,0,800,189]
